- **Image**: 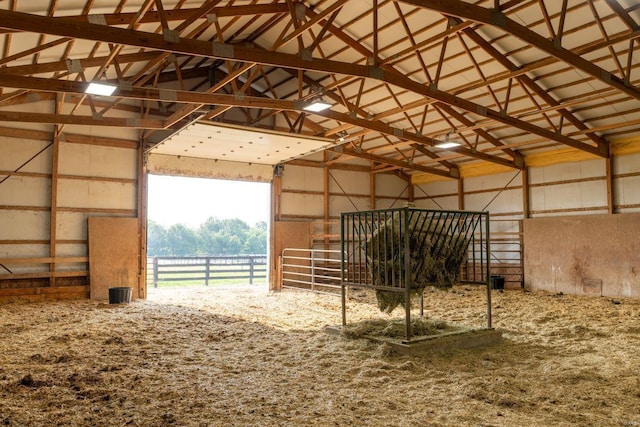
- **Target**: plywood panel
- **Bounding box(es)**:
[281,165,324,192]
[62,122,140,142]
[0,211,49,240]
[376,174,407,197]
[58,180,136,209]
[0,138,52,173]
[614,152,640,174]
[528,158,604,184]
[330,169,370,194]
[280,193,324,216]
[272,221,311,290]
[617,176,640,206]
[462,170,520,192]
[375,198,402,210]
[330,195,369,215]
[0,176,50,207]
[59,142,137,179]
[0,244,49,259]
[523,213,640,297]
[464,188,521,213]
[88,217,140,301]
[414,195,458,210]
[414,179,457,196]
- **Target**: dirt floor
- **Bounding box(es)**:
[1,284,639,427]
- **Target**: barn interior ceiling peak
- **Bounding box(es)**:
[0,0,639,178]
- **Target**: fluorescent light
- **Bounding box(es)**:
[303,100,331,112]
[85,82,117,96]
[434,141,461,149]
[434,131,461,149]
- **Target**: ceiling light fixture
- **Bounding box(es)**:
[434,132,461,149]
[85,82,117,96]
[303,99,332,112]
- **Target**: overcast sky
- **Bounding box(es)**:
[147,174,271,228]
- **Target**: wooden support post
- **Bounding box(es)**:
[606,155,615,214]
[249,256,255,285]
[137,140,148,298]
[49,126,60,287]
[269,174,282,291]
[522,166,530,219]
[457,177,465,210]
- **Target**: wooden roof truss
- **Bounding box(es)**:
[1,0,639,177]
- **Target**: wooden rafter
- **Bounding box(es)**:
[397,0,640,102]
[314,109,519,171]
[459,24,610,154]
[0,110,163,128]
[0,6,607,156]
[1,1,638,177]
[303,4,522,159]
[603,0,639,31]
[332,146,455,178]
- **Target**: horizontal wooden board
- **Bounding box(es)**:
[0,271,88,280]
[0,285,90,302]
[0,256,88,265]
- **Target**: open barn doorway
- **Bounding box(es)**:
[145,174,270,298]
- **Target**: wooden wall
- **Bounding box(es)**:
[0,121,144,302]
[270,155,408,289]
[2,105,638,300]
[414,145,640,295]
[276,159,408,245]
[524,214,640,298]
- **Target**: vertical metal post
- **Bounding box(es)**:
[485,212,492,329]
[519,219,525,288]
[383,210,388,289]
[404,208,412,342]
[153,257,158,288]
[310,250,315,291]
[341,214,347,326]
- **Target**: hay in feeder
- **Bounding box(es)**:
[366,214,470,313]
[340,317,463,340]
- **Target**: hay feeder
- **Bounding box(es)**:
[340,207,493,343]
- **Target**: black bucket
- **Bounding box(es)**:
[490,275,505,290]
[109,287,132,304]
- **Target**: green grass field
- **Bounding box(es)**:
[146,265,267,287]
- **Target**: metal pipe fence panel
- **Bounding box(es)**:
[280,248,344,294]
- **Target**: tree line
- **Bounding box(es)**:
[147,217,267,256]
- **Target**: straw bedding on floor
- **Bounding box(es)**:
[1,284,639,426]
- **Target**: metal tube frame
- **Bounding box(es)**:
[340,207,492,342]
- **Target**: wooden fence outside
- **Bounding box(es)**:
[146,255,267,287]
